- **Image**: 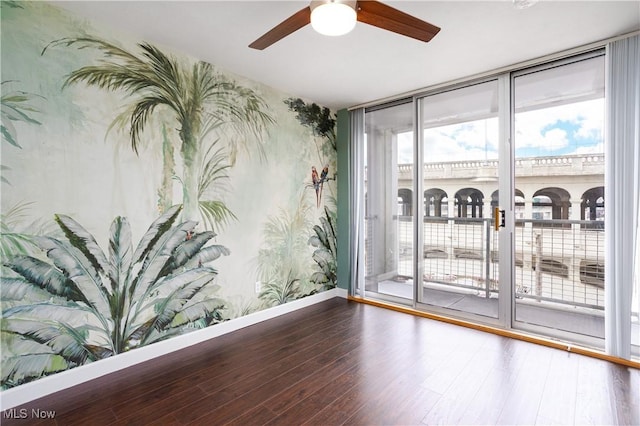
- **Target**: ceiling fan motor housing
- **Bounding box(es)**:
[310,0,358,36]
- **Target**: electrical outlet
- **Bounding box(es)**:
[255,280,261,293]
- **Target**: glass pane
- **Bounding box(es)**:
[419,80,500,318]
[513,55,606,344]
[364,102,414,301]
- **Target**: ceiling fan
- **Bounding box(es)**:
[249,0,441,50]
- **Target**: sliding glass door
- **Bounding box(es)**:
[363,101,414,303]
[512,53,607,345]
[416,80,502,319]
[355,48,638,355]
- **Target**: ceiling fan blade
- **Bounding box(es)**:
[249,6,312,50]
[356,1,440,43]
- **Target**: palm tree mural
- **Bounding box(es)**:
[256,196,316,306]
[258,272,302,307]
[1,205,229,388]
[1,81,44,185]
[43,38,274,224]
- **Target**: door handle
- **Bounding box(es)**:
[494,207,505,231]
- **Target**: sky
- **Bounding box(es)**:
[395,98,604,164]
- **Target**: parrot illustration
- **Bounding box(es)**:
[309,165,332,208]
[312,166,321,208]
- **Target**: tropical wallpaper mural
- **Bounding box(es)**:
[0,2,337,389]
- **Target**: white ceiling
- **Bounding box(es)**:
[54,1,640,110]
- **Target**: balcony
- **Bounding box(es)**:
[366,216,639,347]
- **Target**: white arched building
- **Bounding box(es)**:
[364,152,606,316]
[396,153,604,223]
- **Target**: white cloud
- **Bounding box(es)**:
[393,98,603,164]
[515,98,604,151]
[421,118,499,162]
[541,128,569,151]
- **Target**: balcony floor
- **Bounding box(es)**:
[370,280,638,349]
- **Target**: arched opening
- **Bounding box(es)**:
[581,186,604,221]
[455,188,484,218]
[398,188,413,216]
[424,188,448,217]
[532,187,571,221]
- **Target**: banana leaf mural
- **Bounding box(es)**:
[1,2,337,391]
[309,206,337,289]
[1,206,229,388]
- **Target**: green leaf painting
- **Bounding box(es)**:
[1,207,228,388]
[309,207,338,289]
[1,2,337,390]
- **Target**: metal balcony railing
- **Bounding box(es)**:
[390,216,606,310]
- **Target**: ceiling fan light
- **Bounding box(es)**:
[310,1,357,36]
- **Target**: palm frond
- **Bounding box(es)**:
[158,230,215,277]
[259,273,300,307]
[55,214,110,277]
[1,352,69,387]
[198,201,236,232]
[169,296,225,328]
[3,303,96,328]
[310,271,330,284]
[43,37,139,64]
[312,250,335,275]
[0,277,61,303]
[46,38,187,144]
[137,42,186,111]
[1,202,59,258]
[308,206,337,289]
[199,75,274,164]
[131,205,182,264]
[197,142,231,198]
[130,220,198,304]
[137,267,217,313]
[1,83,44,150]
[35,237,111,314]
[107,216,132,293]
[256,200,312,282]
[3,256,88,303]
[1,318,98,365]
[0,201,35,228]
[0,233,36,258]
[107,218,133,342]
[130,96,171,154]
[128,270,214,345]
[184,244,230,269]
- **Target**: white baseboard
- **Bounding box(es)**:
[0,288,343,410]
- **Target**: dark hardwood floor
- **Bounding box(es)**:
[2,298,639,425]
